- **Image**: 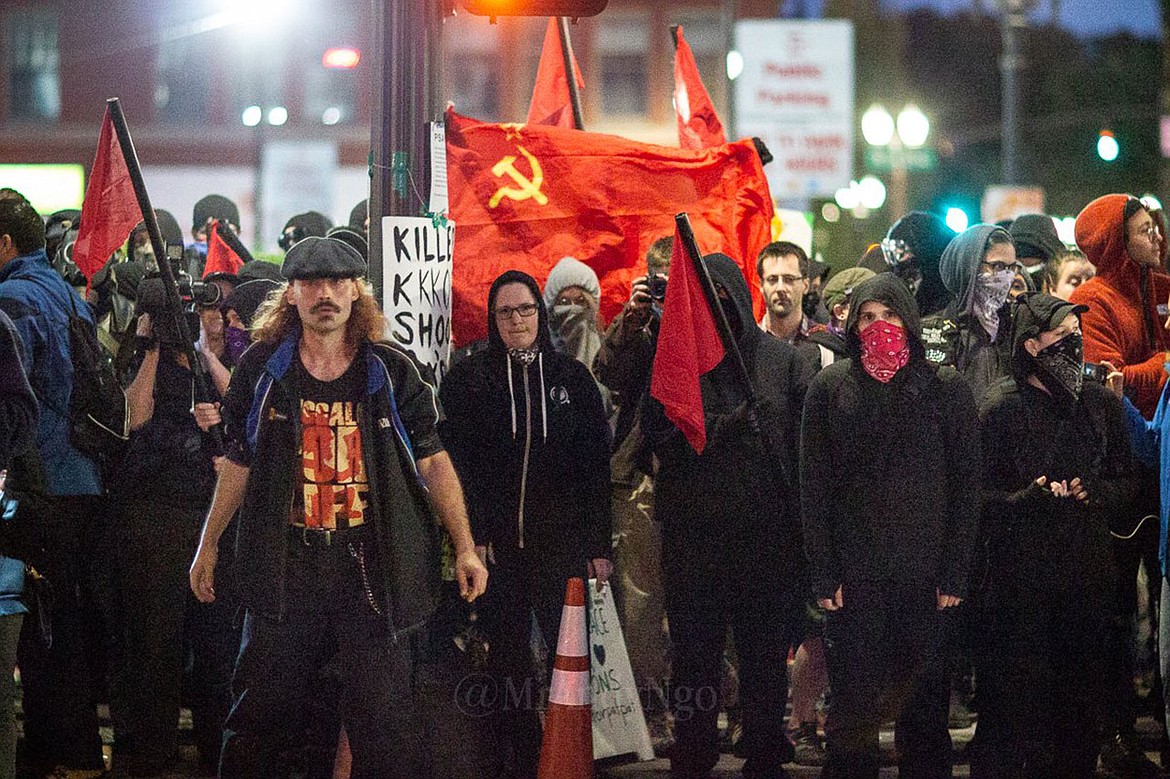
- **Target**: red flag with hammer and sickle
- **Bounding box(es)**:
[444,108,773,346]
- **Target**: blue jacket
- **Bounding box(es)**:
[1124,381,1170,575]
[0,249,100,496]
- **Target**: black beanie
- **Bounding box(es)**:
[1009,214,1064,262]
[283,211,333,239]
[192,195,240,233]
[349,199,369,231]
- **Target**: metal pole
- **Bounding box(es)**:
[557,17,585,130]
[889,135,909,218]
[370,0,444,302]
[722,0,738,140]
[999,0,1031,184]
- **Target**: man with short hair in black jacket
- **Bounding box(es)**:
[800,273,980,779]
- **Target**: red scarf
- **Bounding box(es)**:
[859,320,910,383]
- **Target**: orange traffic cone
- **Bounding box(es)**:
[537,577,593,779]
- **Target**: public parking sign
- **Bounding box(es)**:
[734,19,855,200]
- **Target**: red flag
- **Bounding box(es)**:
[73,106,140,280]
[445,108,773,346]
[674,26,726,150]
[649,227,725,453]
[202,220,245,278]
[527,18,585,129]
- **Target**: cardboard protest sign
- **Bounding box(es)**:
[381,216,454,384]
[588,580,654,762]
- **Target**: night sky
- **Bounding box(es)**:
[790,0,1162,39]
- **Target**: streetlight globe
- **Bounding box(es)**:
[835,183,861,211]
[897,104,930,148]
[857,176,887,210]
[861,105,895,147]
[241,105,262,127]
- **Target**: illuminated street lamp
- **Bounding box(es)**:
[862,102,930,218]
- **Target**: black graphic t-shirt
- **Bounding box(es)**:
[290,353,368,530]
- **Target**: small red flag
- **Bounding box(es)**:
[202,220,245,278]
[74,105,140,280]
[527,17,585,129]
[673,26,726,150]
[649,226,725,453]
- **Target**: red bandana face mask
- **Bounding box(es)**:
[859,319,910,383]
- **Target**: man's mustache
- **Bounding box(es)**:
[311,302,340,314]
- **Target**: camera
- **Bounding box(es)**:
[1082,362,1109,383]
[647,273,667,302]
[134,250,222,347]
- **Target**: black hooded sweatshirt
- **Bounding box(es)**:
[640,254,813,597]
[438,270,612,561]
[800,273,981,601]
[977,293,1137,595]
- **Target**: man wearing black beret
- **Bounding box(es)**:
[189,236,487,776]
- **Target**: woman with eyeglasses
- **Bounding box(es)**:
[438,269,613,779]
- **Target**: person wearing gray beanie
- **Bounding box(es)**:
[542,257,609,409]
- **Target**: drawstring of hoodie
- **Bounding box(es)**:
[538,352,548,441]
[506,355,517,438]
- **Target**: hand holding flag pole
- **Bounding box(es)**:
[104,98,224,449]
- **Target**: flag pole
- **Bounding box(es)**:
[673,212,755,406]
[105,97,223,447]
[556,17,585,130]
[214,220,255,265]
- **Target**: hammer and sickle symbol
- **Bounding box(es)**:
[489,145,548,208]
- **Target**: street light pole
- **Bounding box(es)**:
[998,0,1033,185]
[889,135,908,219]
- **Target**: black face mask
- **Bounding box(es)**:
[1034,331,1084,405]
[719,297,742,338]
[802,290,820,319]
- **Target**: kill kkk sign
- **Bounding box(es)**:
[381,216,454,384]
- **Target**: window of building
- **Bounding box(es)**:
[444,14,503,121]
[7,10,60,121]
[595,11,649,118]
[155,37,209,123]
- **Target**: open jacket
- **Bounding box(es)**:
[222,334,444,635]
[1071,194,1170,418]
[439,271,612,562]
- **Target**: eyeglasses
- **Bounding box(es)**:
[880,238,912,267]
[1133,223,1159,241]
[765,274,807,286]
[980,261,1024,275]
[494,303,539,321]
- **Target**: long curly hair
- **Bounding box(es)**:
[251,279,387,350]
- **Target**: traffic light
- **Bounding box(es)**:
[457,0,607,17]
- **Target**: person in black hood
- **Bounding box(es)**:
[972,293,1137,778]
[871,212,955,318]
[640,253,812,779]
[439,269,612,779]
[801,273,980,779]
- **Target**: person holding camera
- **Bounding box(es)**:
[593,236,674,749]
[972,293,1137,778]
[108,299,227,776]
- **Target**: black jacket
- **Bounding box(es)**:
[801,273,981,601]
[977,293,1138,596]
[641,254,812,596]
[439,271,612,561]
[222,334,444,634]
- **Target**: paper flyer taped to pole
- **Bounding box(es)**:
[588,579,654,762]
[381,215,454,385]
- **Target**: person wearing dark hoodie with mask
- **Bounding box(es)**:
[438,270,612,779]
[801,273,980,779]
[972,293,1137,779]
[640,253,812,779]
[862,212,954,318]
[927,223,1019,404]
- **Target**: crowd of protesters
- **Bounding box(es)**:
[3,180,1170,779]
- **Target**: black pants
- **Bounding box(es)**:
[970,586,1107,778]
[666,594,793,778]
[219,534,427,779]
[822,581,950,779]
[109,500,239,774]
[479,546,586,779]
[17,494,106,772]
